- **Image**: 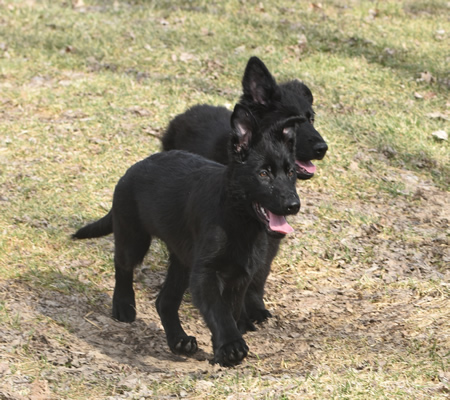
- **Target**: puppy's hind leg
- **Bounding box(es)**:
[244,238,280,324]
[112,226,151,323]
[156,252,198,356]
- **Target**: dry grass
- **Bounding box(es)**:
[0,0,449,399]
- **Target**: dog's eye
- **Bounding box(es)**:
[260,170,269,178]
[310,116,315,124]
[287,169,295,178]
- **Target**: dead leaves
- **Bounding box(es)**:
[434,29,446,41]
[309,3,324,12]
[426,111,449,142]
[127,106,151,117]
[431,130,448,141]
[171,52,197,63]
[413,91,437,100]
[417,71,435,84]
[427,111,450,121]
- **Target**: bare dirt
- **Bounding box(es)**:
[0,170,448,399]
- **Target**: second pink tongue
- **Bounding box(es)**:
[267,211,294,234]
[296,160,316,174]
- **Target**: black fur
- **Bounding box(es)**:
[162,56,328,180]
[73,105,301,366]
[161,57,328,328]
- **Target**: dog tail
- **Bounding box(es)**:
[72,210,113,239]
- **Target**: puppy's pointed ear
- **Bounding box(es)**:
[241,57,281,106]
[230,104,257,159]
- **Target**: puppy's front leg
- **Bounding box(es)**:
[190,267,249,367]
[156,253,198,356]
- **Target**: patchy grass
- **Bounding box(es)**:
[0,0,449,399]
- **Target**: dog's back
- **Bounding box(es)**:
[162,104,231,165]
[113,150,225,261]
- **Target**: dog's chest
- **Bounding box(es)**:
[213,233,268,283]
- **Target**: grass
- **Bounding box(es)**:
[0,0,449,399]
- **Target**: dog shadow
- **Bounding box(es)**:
[9,263,213,374]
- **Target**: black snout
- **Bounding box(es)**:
[285,197,300,215]
[313,142,328,160]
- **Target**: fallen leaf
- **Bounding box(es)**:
[368,8,379,18]
[418,71,435,83]
[63,45,75,53]
[128,106,151,116]
[180,52,195,62]
[310,3,323,10]
[423,91,437,99]
[426,112,449,120]
[435,29,445,41]
[72,0,84,8]
[143,126,162,137]
[432,130,448,141]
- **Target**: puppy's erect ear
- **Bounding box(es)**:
[242,57,281,106]
[230,104,257,159]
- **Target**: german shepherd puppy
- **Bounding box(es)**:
[161,57,328,329]
[73,104,301,366]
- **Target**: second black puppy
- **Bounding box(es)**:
[162,56,328,179]
[73,105,301,366]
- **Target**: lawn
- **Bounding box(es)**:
[0,0,448,399]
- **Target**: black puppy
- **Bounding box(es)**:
[161,57,328,329]
[73,105,301,366]
[162,56,328,179]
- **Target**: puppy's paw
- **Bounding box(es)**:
[248,307,272,323]
[170,336,198,356]
[237,317,257,334]
[112,298,136,323]
[214,339,249,367]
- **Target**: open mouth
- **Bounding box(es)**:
[295,160,316,180]
[253,203,294,235]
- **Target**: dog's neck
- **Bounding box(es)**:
[222,165,264,236]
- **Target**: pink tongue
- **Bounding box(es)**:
[267,211,294,234]
[296,160,316,174]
